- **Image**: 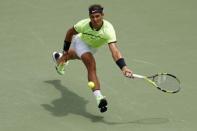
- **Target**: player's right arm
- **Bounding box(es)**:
[64,27,78,44]
[63,19,88,53]
[58,19,87,64]
[57,27,78,64]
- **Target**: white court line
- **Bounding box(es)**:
[132,59,158,67]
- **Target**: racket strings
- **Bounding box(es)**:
[154,75,180,92]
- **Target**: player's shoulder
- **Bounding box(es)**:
[76,18,90,25]
[103,19,113,26]
[103,19,115,33]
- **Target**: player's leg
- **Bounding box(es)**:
[58,48,80,62]
[81,52,100,91]
[72,36,107,112]
[53,35,81,75]
[52,48,79,75]
[53,49,79,62]
[81,52,107,113]
[53,35,108,112]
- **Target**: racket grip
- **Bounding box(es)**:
[133,74,145,79]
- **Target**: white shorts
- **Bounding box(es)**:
[70,35,97,58]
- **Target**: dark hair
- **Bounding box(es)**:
[89,4,104,14]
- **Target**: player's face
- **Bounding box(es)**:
[89,13,103,29]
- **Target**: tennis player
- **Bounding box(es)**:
[52,4,133,112]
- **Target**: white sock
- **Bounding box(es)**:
[93,90,103,98]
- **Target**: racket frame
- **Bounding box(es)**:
[133,73,181,93]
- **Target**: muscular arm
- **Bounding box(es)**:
[108,42,123,61]
[108,42,133,78]
[65,27,78,42]
[58,27,78,64]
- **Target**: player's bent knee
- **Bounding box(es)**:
[81,52,96,69]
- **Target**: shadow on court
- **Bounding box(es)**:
[42,80,104,123]
[42,80,169,125]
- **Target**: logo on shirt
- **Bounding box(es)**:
[83,33,105,40]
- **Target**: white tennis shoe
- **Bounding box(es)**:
[52,51,68,75]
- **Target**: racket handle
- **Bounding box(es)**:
[133,74,145,79]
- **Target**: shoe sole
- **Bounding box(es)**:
[52,52,65,75]
[98,99,108,113]
[52,52,69,66]
[52,52,59,66]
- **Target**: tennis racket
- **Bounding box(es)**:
[133,73,181,93]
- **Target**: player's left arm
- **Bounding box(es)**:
[108,42,133,78]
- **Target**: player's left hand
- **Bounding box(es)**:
[122,66,133,78]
